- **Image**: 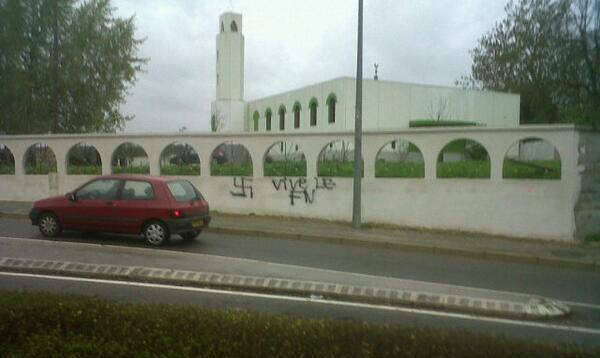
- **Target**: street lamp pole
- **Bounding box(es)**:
[352,0,364,228]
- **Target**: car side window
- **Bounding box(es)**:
[121,180,154,201]
[76,179,121,201]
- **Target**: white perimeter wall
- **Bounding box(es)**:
[0,125,582,241]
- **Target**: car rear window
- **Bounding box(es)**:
[167,180,203,202]
[122,180,154,200]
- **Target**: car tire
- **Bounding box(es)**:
[181,230,201,241]
[143,220,170,247]
[38,212,62,238]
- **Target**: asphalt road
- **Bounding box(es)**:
[2,217,600,347]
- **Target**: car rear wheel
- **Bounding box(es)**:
[38,212,62,238]
[143,221,170,247]
[181,231,201,241]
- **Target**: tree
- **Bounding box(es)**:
[426,96,450,121]
[458,0,599,126]
[0,0,146,134]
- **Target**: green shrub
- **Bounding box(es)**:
[25,164,57,175]
[375,162,424,178]
[503,160,561,180]
[112,166,150,174]
[68,165,102,175]
[317,161,362,177]
[211,163,253,176]
[410,120,479,128]
[0,165,15,175]
[585,234,600,242]
[437,161,491,178]
[161,164,201,176]
[264,161,307,176]
[0,291,594,357]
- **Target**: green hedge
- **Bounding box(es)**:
[503,160,561,180]
[437,161,491,178]
[0,291,594,357]
[410,120,479,127]
[264,161,307,176]
[112,166,150,174]
[211,163,253,176]
[161,164,201,176]
[25,164,57,175]
[318,161,361,177]
[375,162,424,178]
[68,165,102,175]
[0,165,15,175]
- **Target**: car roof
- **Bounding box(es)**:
[97,174,182,184]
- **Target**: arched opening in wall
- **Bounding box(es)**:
[220,22,224,33]
[160,142,200,176]
[309,98,318,127]
[253,111,260,132]
[265,108,272,131]
[0,144,15,175]
[264,141,307,177]
[111,143,149,174]
[293,102,301,129]
[278,105,286,131]
[24,143,57,175]
[211,141,253,176]
[437,139,490,178]
[326,93,337,124]
[375,139,424,178]
[318,140,363,177]
[67,143,101,175]
[230,21,238,32]
[503,137,561,180]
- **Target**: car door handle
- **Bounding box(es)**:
[106,202,116,206]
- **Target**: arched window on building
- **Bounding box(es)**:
[309,98,318,127]
[326,93,337,124]
[265,108,272,131]
[253,111,260,132]
[231,21,238,32]
[278,105,286,131]
[221,22,224,33]
[293,102,301,129]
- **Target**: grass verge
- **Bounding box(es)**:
[0,291,595,357]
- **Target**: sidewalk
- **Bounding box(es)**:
[1,200,599,271]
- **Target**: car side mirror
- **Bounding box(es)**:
[66,192,77,202]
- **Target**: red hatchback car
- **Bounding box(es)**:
[29,175,211,246]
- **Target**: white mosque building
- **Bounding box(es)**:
[211,12,521,133]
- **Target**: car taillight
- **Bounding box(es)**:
[171,210,182,218]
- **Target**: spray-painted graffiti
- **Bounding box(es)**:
[272,177,336,205]
[230,177,253,199]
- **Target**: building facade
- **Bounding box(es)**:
[212,13,521,133]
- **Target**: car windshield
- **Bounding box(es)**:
[167,180,203,202]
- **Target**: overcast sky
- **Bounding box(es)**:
[113,0,509,133]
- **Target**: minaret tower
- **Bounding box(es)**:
[211,12,246,132]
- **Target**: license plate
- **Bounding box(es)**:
[192,220,204,228]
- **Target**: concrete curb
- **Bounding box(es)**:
[2,211,598,271]
[206,226,600,272]
[0,256,570,320]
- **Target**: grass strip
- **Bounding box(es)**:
[0,290,595,357]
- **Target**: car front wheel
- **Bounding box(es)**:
[143,221,170,247]
[38,212,62,238]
